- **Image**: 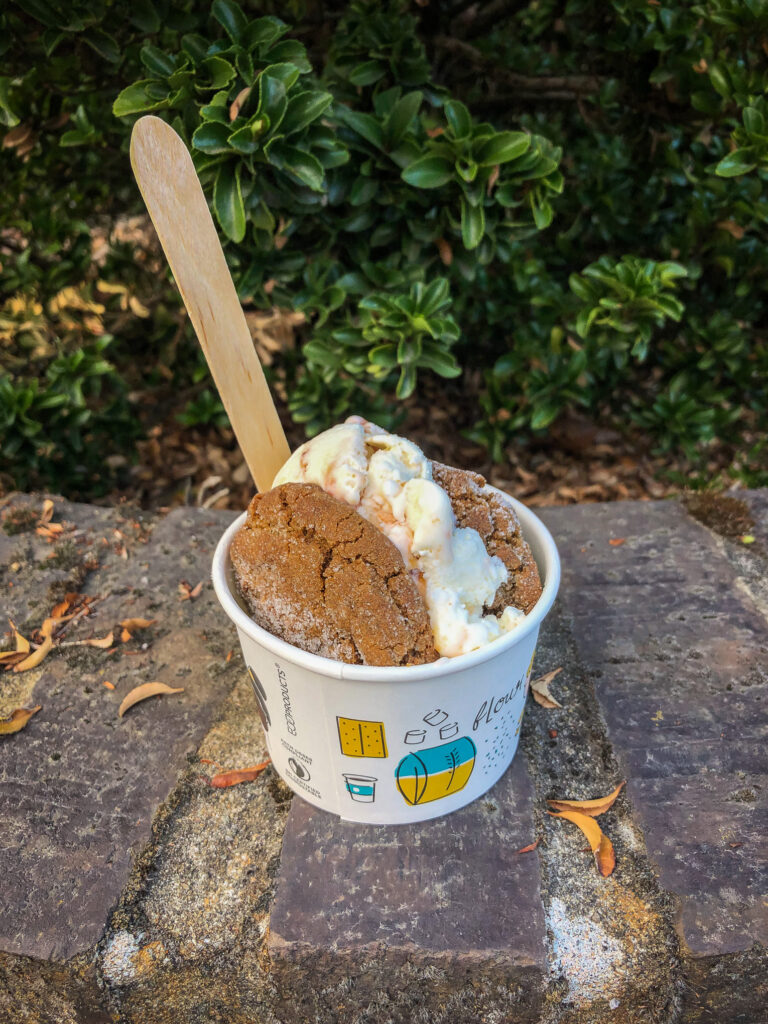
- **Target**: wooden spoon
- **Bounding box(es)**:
[130,115,290,492]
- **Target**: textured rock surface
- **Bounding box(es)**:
[2,491,767,1024]
[541,495,768,1020]
[269,755,546,1023]
[0,498,237,962]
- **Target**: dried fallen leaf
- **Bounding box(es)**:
[609,537,626,547]
[103,680,115,690]
[40,498,54,524]
[210,759,271,788]
[51,598,72,619]
[548,781,626,818]
[40,618,56,639]
[119,618,156,630]
[0,706,42,735]
[740,534,755,545]
[225,649,233,663]
[14,634,53,672]
[86,632,114,649]
[549,809,616,877]
[179,580,204,601]
[230,85,251,120]
[531,667,563,709]
[120,628,132,643]
[118,682,184,717]
[9,620,30,652]
[436,237,453,266]
[516,839,540,854]
[596,834,616,876]
[0,650,29,668]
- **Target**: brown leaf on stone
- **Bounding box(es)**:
[178,580,203,600]
[103,680,115,690]
[50,598,72,619]
[86,632,115,649]
[0,706,41,735]
[548,781,626,817]
[9,620,30,652]
[14,634,53,671]
[549,809,616,877]
[120,627,132,643]
[516,839,539,854]
[40,617,56,639]
[119,618,156,630]
[118,682,185,717]
[188,581,203,600]
[0,650,29,669]
[40,498,54,523]
[210,759,271,788]
[596,834,616,877]
[609,537,626,546]
[531,667,563,709]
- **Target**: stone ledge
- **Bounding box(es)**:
[2,491,767,1024]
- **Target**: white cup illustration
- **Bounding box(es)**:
[405,729,427,745]
[343,774,377,803]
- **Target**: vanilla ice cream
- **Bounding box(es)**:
[273,417,525,657]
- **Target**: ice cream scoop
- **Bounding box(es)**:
[273,417,527,657]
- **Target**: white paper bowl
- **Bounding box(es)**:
[212,492,560,824]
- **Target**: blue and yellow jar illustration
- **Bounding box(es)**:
[344,773,377,803]
[395,737,476,805]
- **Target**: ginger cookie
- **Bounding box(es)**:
[430,461,543,615]
[231,483,438,667]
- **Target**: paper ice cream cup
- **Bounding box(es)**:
[211,491,560,824]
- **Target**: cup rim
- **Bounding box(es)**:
[211,489,560,683]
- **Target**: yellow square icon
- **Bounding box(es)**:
[337,717,388,758]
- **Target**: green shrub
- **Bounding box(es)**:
[1,0,767,496]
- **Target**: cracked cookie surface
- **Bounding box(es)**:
[231,483,439,666]
[431,461,543,615]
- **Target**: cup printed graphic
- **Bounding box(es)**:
[337,717,388,758]
[247,666,270,731]
[405,729,426,745]
[439,721,459,739]
[344,774,377,803]
[287,757,310,781]
[395,737,476,805]
[423,709,449,727]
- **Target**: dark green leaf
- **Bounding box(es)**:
[445,99,471,139]
[191,121,232,154]
[461,197,485,249]
[335,106,384,149]
[84,29,121,64]
[140,44,177,77]
[214,162,245,242]
[212,0,248,41]
[716,149,757,177]
[401,155,453,188]
[113,80,168,117]
[202,56,236,90]
[475,131,530,166]
[281,91,333,136]
[268,143,325,191]
[386,91,422,147]
[348,61,386,87]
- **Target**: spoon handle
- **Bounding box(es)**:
[130,115,290,492]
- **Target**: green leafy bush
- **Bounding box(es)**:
[1,0,767,496]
